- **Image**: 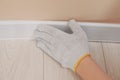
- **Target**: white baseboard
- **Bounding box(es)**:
[0,20,120,42]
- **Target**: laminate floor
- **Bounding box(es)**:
[0,40,119,80]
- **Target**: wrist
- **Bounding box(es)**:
[76,56,112,80]
[73,53,90,73]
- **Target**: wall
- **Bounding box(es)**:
[0,0,120,23]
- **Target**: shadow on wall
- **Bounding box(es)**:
[80,0,120,23]
[105,0,120,22]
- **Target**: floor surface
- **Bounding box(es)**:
[0,40,120,80]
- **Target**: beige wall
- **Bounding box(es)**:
[0,0,120,23]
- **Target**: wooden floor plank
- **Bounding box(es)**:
[102,43,120,80]
[44,54,80,80]
[1,40,119,80]
[0,40,43,80]
[89,42,106,72]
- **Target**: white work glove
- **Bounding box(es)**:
[34,20,90,72]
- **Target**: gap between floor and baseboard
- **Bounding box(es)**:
[0,20,120,42]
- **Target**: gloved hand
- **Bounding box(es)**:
[34,20,90,72]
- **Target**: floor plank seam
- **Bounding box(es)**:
[101,42,108,74]
[43,53,44,80]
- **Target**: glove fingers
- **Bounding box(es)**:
[36,35,63,62]
[36,38,55,57]
[34,29,54,44]
[37,38,62,63]
[36,39,50,54]
[34,28,58,56]
[36,24,69,37]
[68,20,86,35]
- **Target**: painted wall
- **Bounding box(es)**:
[0,0,120,23]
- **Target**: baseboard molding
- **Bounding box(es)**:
[0,20,120,42]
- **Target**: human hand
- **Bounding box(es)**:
[34,20,90,72]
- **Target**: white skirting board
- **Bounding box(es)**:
[0,20,120,42]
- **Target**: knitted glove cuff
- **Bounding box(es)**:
[73,53,90,73]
